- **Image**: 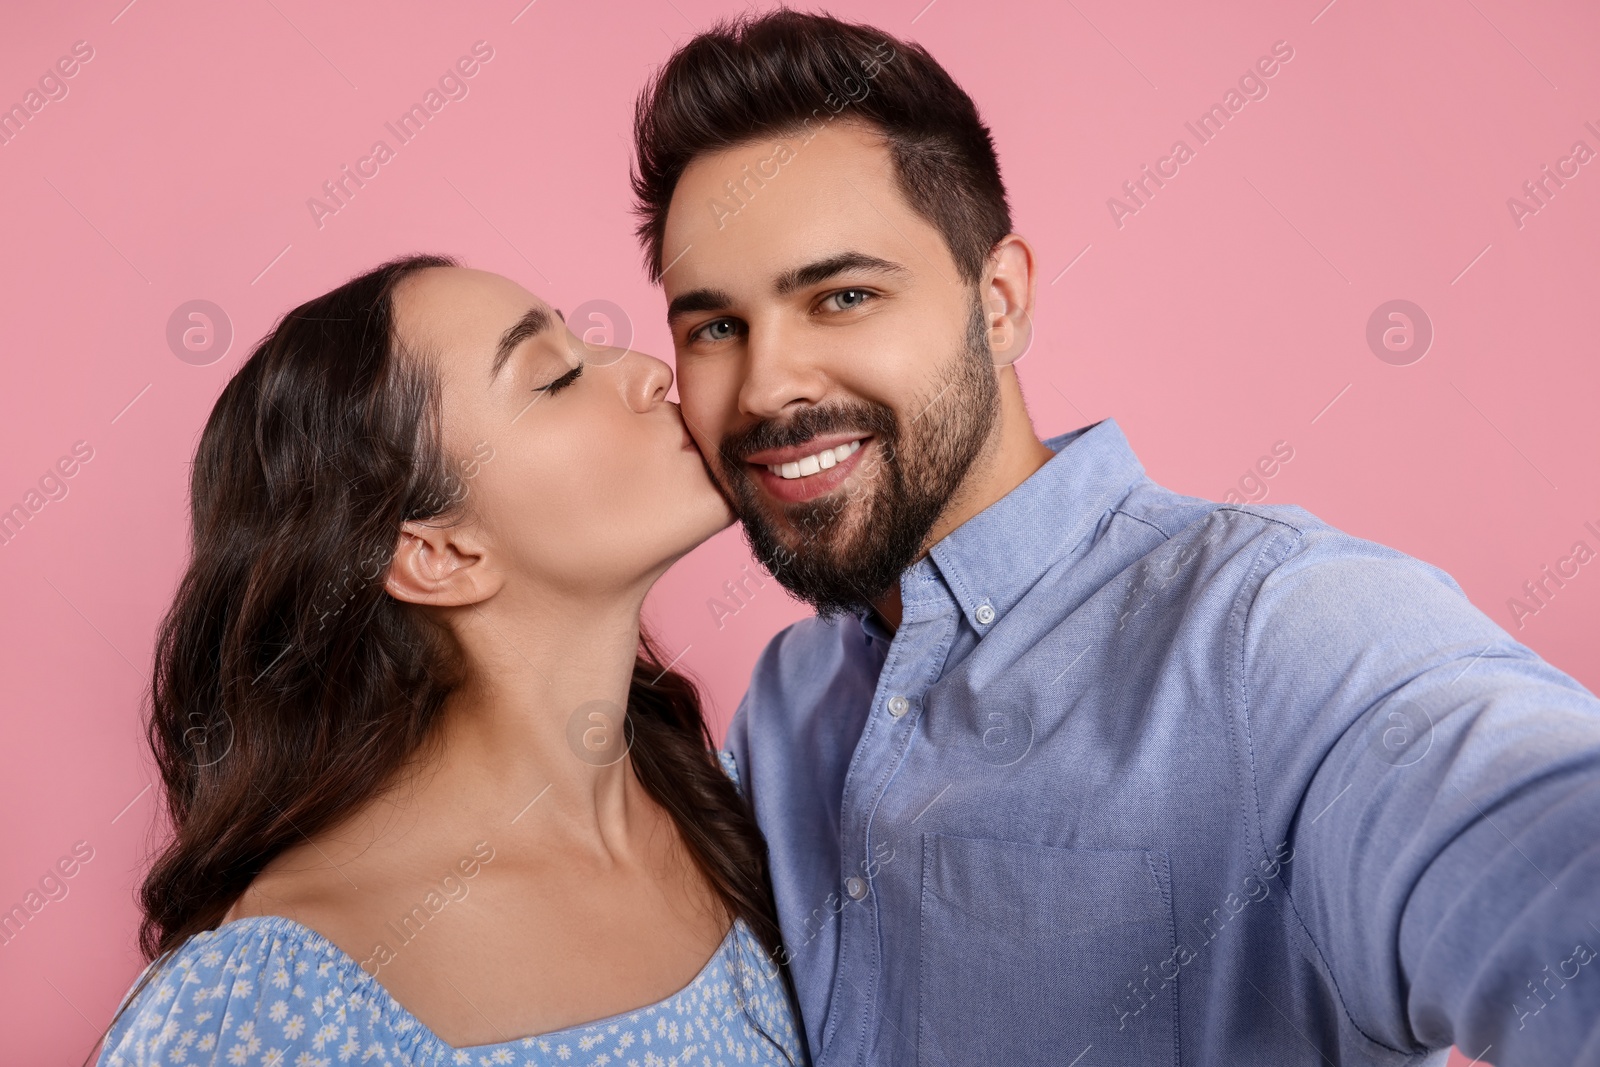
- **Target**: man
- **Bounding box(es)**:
[631,10,1600,1066]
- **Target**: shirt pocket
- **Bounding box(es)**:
[918,833,1178,1067]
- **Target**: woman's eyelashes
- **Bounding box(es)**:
[536,364,583,395]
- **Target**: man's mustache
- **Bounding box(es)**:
[720,402,898,468]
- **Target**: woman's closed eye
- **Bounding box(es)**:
[536,364,583,395]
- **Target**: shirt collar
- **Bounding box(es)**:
[856,417,1147,641]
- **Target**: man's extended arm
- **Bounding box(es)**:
[1243,530,1600,1065]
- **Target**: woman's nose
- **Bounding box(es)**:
[611,347,673,412]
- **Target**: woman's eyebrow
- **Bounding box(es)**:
[489,305,555,382]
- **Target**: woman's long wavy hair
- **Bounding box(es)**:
[101,253,798,1059]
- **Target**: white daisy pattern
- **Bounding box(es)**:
[97,752,805,1067]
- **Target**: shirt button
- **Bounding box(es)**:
[844,876,868,900]
[887,695,910,717]
[976,604,996,625]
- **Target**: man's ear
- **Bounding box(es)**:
[383,518,498,608]
[981,234,1036,368]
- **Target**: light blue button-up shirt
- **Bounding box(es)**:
[727,417,1600,1067]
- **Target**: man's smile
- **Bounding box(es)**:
[742,433,875,504]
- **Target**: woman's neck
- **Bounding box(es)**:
[227,585,695,928]
[412,586,663,858]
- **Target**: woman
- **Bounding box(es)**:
[96,254,806,1065]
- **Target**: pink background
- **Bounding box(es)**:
[2,0,1595,1062]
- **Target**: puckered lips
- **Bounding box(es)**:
[743,431,875,504]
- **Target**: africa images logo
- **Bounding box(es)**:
[1106,40,1295,229]
[306,41,495,229]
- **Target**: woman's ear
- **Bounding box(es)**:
[384,518,498,607]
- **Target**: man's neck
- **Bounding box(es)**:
[869,374,1059,633]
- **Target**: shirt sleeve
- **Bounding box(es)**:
[725,695,754,799]
[1239,528,1600,1066]
[97,920,387,1066]
[717,746,746,795]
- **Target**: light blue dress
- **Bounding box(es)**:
[98,754,806,1067]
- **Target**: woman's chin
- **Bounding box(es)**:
[638,455,738,561]
[643,494,737,583]
[696,480,738,537]
[682,454,738,530]
[650,479,736,556]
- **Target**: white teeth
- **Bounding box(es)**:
[766,438,862,479]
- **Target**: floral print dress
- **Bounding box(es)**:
[98,754,805,1067]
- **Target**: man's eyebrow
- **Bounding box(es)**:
[772,251,909,297]
[666,287,738,324]
[489,305,555,383]
[664,252,909,326]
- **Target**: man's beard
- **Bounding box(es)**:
[714,295,1001,619]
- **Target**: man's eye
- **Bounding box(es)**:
[822,289,873,312]
[535,364,582,394]
[692,319,740,344]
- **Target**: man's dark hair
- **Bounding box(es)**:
[631,8,1013,285]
